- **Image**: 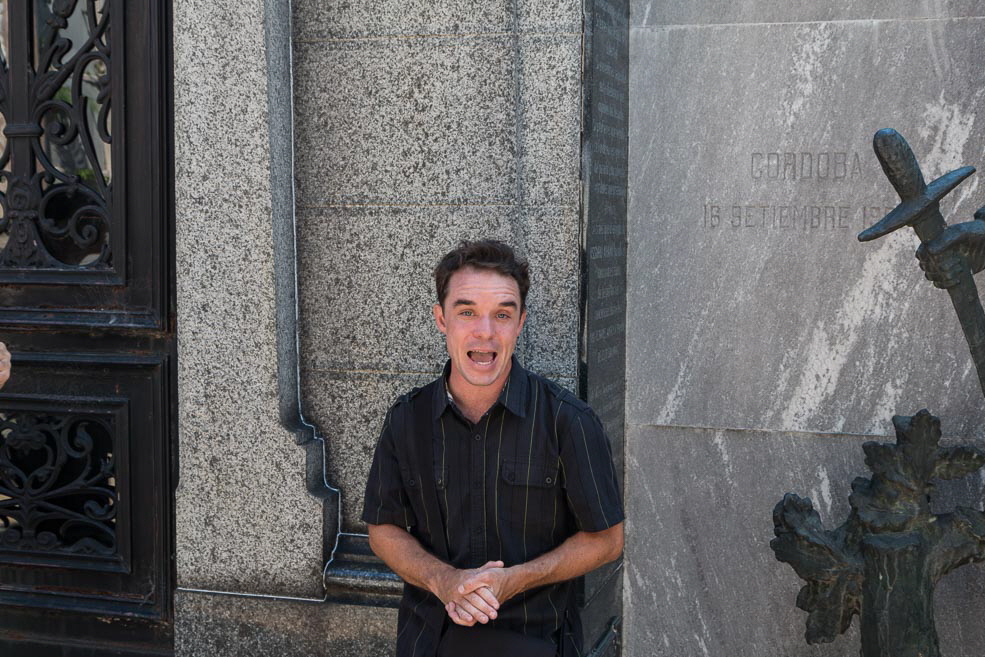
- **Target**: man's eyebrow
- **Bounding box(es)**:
[450,299,519,309]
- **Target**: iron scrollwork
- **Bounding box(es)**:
[0,0,113,270]
[0,410,118,556]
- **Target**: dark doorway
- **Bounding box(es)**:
[0,2,174,655]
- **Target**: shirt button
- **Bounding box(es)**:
[545,476,553,484]
[474,434,482,442]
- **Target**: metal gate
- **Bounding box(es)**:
[0,2,174,655]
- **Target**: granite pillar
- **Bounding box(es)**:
[173,0,351,653]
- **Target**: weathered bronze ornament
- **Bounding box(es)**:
[772,411,985,657]
[771,130,985,657]
[860,129,985,395]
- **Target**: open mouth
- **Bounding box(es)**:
[467,350,497,366]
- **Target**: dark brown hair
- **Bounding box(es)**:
[433,240,530,309]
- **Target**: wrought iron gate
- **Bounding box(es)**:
[0,2,174,655]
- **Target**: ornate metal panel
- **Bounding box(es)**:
[0,1,119,281]
[0,353,172,652]
[0,0,169,331]
[0,2,173,655]
[0,397,129,571]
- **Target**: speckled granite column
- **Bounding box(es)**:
[627,3,985,656]
[173,0,323,602]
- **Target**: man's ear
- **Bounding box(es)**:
[517,308,527,333]
[433,303,447,334]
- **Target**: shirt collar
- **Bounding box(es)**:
[433,356,530,420]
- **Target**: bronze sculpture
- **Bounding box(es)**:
[771,129,985,657]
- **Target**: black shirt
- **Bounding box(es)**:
[362,358,624,657]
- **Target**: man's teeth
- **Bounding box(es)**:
[469,351,496,364]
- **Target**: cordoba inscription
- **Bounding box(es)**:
[750,151,864,181]
[700,148,893,230]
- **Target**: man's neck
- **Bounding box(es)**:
[447,375,508,425]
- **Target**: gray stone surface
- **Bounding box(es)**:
[298,205,580,379]
[293,34,581,207]
[297,205,515,374]
[628,17,985,438]
[518,207,582,380]
[174,0,323,596]
[623,423,985,657]
[632,0,984,26]
[293,36,517,206]
[292,0,581,40]
[518,34,583,206]
[302,369,437,533]
[176,590,396,657]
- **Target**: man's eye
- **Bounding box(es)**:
[497,313,510,319]
[460,310,473,316]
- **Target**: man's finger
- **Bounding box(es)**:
[464,591,496,620]
[454,604,474,623]
[456,597,486,624]
[459,572,493,596]
[447,604,473,627]
[473,586,500,611]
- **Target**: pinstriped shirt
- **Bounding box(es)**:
[362,358,624,657]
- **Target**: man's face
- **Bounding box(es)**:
[433,266,526,396]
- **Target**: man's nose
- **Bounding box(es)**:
[471,315,494,338]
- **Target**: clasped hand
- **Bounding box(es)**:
[438,560,517,627]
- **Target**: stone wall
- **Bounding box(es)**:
[173,0,605,654]
[173,0,389,653]
[626,3,985,656]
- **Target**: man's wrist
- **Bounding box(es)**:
[425,562,456,601]
[502,564,535,601]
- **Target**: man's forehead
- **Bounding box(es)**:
[446,267,521,301]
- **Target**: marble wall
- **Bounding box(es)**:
[627,2,985,656]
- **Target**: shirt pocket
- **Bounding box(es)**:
[499,457,560,530]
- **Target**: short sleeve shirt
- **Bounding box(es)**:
[362,358,624,657]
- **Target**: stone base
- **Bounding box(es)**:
[175,590,396,657]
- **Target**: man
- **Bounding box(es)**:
[363,240,624,657]
[0,342,9,389]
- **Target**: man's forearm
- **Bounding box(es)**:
[367,523,503,625]
[452,522,624,610]
[505,523,624,597]
[367,523,454,595]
